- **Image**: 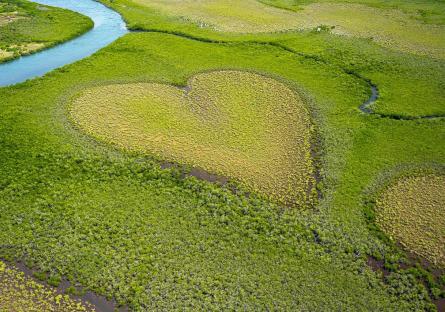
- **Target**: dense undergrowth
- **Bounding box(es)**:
[0,0,92,62]
[0,0,444,310]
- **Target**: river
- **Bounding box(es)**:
[0,0,128,87]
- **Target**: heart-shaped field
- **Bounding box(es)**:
[69,71,315,205]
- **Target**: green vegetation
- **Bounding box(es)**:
[69,71,314,205]
[99,0,445,118]
[259,0,445,25]
[277,33,445,118]
[376,174,445,267]
[0,261,94,311]
[0,31,443,310]
[0,0,444,311]
[101,0,445,58]
[286,3,445,59]
[0,0,92,62]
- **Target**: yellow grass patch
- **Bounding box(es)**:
[0,43,45,62]
[132,0,304,33]
[0,12,23,26]
[293,3,445,59]
[0,49,14,60]
[70,71,315,205]
[376,175,445,267]
[20,42,46,54]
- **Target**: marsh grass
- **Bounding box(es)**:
[69,71,315,205]
[277,32,445,118]
[100,0,445,118]
[0,0,444,309]
[0,31,442,310]
[288,3,445,59]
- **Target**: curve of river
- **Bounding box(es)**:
[0,0,128,87]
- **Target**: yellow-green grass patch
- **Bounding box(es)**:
[0,48,13,59]
[0,43,45,62]
[69,70,315,205]
[288,3,445,59]
[0,12,24,26]
[16,42,46,55]
[376,175,445,267]
[0,261,95,312]
[131,0,445,58]
[131,0,305,33]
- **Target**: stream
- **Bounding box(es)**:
[0,0,128,87]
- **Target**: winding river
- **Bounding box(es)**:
[0,0,128,87]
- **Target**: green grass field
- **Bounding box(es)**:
[0,0,92,62]
[1,0,444,311]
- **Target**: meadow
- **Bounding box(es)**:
[0,0,444,311]
[0,0,92,62]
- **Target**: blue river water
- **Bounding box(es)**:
[0,0,128,87]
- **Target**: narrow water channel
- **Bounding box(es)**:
[0,0,128,87]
